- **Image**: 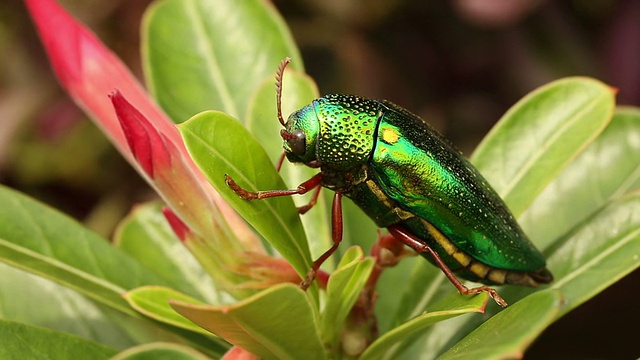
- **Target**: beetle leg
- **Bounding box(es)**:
[275,151,287,172]
[300,190,343,290]
[297,185,322,214]
[388,224,508,308]
[225,172,324,200]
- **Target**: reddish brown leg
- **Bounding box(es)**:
[225,172,324,200]
[297,185,322,214]
[275,151,287,172]
[300,191,343,290]
[388,225,508,307]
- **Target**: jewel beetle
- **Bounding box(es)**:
[226,58,553,307]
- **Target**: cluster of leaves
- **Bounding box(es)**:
[1,0,639,359]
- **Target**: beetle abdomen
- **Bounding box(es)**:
[341,168,552,286]
[403,217,553,286]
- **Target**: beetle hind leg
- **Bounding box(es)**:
[388,224,508,308]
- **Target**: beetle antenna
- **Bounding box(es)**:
[276,57,291,127]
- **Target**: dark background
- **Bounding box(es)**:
[1,0,638,358]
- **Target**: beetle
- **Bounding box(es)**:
[225,58,552,307]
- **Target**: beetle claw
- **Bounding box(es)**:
[464,286,508,308]
[224,174,259,200]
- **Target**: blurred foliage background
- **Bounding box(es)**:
[0,0,638,358]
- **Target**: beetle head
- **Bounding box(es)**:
[281,104,321,166]
[275,58,320,167]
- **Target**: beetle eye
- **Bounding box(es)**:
[288,129,307,156]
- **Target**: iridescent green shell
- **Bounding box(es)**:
[284,94,552,285]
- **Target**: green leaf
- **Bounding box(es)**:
[437,290,562,360]
[381,258,448,332]
[178,111,312,281]
[0,263,141,350]
[0,319,117,359]
[361,294,488,360]
[319,247,374,347]
[499,191,640,313]
[114,202,220,303]
[0,264,201,351]
[520,107,640,249]
[546,192,640,316]
[143,0,303,123]
[123,286,211,335]
[0,185,168,315]
[471,77,615,216]
[112,343,212,360]
[170,284,326,360]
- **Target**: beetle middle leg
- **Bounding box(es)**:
[388,224,508,308]
[300,190,343,290]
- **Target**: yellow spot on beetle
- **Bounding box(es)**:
[381,127,400,144]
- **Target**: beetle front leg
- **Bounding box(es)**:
[300,190,343,290]
[388,224,508,308]
[225,172,324,200]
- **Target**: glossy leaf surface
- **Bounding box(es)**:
[546,193,640,315]
[319,247,374,346]
[520,107,640,248]
[0,185,168,315]
[170,284,325,360]
[472,77,615,216]
[437,290,562,359]
[0,319,117,359]
[143,0,303,123]
[0,263,142,350]
[114,202,219,303]
[123,286,210,335]
[362,294,488,360]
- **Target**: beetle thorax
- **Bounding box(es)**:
[315,94,380,171]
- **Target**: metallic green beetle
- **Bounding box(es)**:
[227,59,552,307]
